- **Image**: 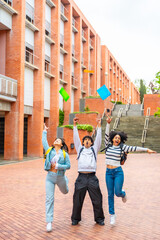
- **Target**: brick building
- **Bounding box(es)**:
[0,0,140,160]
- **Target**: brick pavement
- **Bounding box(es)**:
[0,153,160,240]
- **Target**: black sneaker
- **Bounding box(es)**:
[72,220,79,226]
[96,221,105,226]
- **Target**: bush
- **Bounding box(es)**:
[59,109,64,126]
[116,101,123,104]
[61,124,93,132]
[154,107,160,117]
[85,96,100,99]
[111,100,115,103]
[73,111,99,114]
[84,105,90,111]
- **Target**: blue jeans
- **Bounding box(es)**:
[46,171,69,223]
[105,167,125,215]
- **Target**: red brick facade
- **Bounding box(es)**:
[144,94,160,116]
[0,0,140,160]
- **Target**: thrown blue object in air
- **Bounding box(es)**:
[97,85,111,100]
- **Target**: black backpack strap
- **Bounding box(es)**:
[77,147,84,160]
[91,147,96,161]
[100,143,112,152]
[77,146,97,161]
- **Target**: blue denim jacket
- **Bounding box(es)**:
[42,131,70,175]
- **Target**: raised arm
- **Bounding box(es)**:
[104,115,112,147]
[123,144,156,153]
[73,118,82,152]
[94,118,102,153]
[42,124,49,151]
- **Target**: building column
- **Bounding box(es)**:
[4,0,25,160]
[27,0,45,157]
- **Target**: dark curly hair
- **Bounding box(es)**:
[82,135,94,146]
[53,138,68,152]
[109,131,127,144]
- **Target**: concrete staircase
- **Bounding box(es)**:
[101,115,160,153]
[112,104,143,117]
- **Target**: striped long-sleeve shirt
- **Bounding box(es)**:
[105,123,148,167]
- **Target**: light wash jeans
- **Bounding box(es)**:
[105,166,126,215]
[46,171,69,223]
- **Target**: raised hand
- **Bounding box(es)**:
[96,118,101,127]
[44,123,49,131]
[73,117,79,126]
[106,115,112,124]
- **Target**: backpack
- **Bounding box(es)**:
[100,143,128,165]
[77,146,96,161]
[44,147,66,171]
[44,147,66,165]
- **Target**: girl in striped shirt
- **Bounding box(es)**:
[104,115,156,226]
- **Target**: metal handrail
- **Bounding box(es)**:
[111,101,117,116]
[141,107,150,145]
[111,107,123,131]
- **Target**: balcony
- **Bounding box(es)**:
[89,38,93,50]
[82,29,86,42]
[72,17,78,33]
[46,0,55,8]
[89,64,94,74]
[25,48,38,70]
[60,3,68,22]
[45,20,55,44]
[0,74,17,102]
[72,50,78,63]
[81,82,86,93]
[71,74,78,90]
[81,55,86,69]
[0,0,17,30]
[60,33,64,47]
[3,0,12,6]
[45,61,55,78]
[59,64,67,84]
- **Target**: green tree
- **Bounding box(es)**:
[134,79,147,103]
[155,71,160,91]
[139,79,147,103]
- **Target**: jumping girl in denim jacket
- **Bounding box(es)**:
[42,124,70,232]
[104,114,156,226]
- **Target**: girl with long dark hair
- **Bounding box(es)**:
[42,124,70,232]
[104,115,156,226]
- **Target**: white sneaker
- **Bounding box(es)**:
[122,194,127,203]
[110,214,116,226]
[46,222,52,232]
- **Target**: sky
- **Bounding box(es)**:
[74,0,160,86]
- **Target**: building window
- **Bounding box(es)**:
[45,60,51,73]
[61,3,64,14]
[45,20,51,37]
[60,34,64,47]
[26,2,34,24]
[25,47,34,64]
[4,0,12,6]
[59,64,64,79]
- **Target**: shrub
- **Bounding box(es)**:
[111,100,115,103]
[116,101,123,104]
[61,124,93,132]
[73,111,99,114]
[59,109,64,126]
[85,96,100,99]
[84,105,90,111]
[154,107,160,117]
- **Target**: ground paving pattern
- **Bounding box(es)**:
[0,153,160,240]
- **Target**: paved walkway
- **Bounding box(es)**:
[0,153,160,240]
